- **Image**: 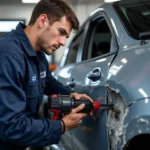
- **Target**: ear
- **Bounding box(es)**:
[37,14,49,29]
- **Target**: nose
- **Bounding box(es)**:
[59,37,66,46]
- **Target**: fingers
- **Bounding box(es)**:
[72,93,81,100]
[82,94,93,102]
[72,93,94,102]
[62,110,87,131]
[78,119,83,124]
[78,113,87,118]
[70,93,94,116]
[90,110,93,116]
[72,103,85,113]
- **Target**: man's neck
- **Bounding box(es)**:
[24,25,39,51]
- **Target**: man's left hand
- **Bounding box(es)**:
[70,92,93,115]
[70,92,93,102]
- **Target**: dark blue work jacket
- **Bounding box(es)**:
[0,23,73,150]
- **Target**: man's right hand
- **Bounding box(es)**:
[61,103,87,132]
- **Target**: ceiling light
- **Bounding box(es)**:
[22,0,40,3]
[104,0,120,3]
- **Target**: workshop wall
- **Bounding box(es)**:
[0,5,34,24]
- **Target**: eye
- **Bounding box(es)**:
[59,29,64,35]
[58,28,69,38]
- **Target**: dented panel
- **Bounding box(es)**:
[106,86,150,150]
[105,41,150,149]
[124,98,150,145]
[106,87,128,150]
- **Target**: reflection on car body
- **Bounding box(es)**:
[51,0,150,149]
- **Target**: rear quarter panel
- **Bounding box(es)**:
[106,43,150,149]
[107,44,150,104]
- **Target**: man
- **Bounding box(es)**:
[0,0,93,149]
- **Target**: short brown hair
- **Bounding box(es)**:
[28,0,79,30]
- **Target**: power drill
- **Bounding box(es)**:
[48,95,114,120]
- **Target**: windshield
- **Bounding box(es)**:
[113,0,150,40]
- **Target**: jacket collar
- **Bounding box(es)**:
[16,22,37,57]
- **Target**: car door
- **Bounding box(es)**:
[54,29,84,85]
[55,29,85,150]
[68,13,118,150]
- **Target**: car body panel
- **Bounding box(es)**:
[124,98,150,143]
[107,44,150,105]
[110,98,150,149]
[69,54,116,150]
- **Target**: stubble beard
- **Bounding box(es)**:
[37,35,53,55]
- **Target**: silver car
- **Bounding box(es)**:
[51,0,150,149]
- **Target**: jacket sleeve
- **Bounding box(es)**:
[44,57,73,95]
[0,52,62,147]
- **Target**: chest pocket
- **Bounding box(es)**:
[24,83,39,113]
[24,83,39,98]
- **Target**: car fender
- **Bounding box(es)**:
[117,98,150,149]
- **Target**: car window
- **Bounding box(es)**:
[85,16,113,60]
[65,31,83,65]
[113,0,150,40]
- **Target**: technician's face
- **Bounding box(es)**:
[38,16,72,55]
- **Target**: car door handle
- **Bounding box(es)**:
[67,80,76,88]
[87,68,101,81]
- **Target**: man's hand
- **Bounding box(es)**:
[70,92,93,102]
[70,92,93,115]
[61,103,87,132]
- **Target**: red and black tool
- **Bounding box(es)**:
[48,95,114,120]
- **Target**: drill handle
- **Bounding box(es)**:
[50,109,61,120]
